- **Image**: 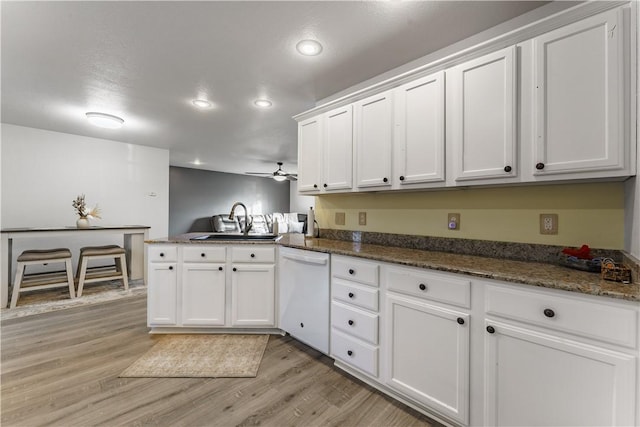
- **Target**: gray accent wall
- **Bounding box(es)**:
[169,166,290,236]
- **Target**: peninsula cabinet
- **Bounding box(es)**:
[230,246,276,326]
[181,246,226,326]
[447,46,518,184]
[354,90,394,189]
[527,8,629,181]
[393,71,446,189]
[483,283,638,426]
[147,245,178,326]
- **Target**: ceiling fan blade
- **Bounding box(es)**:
[245,172,272,176]
[286,175,298,181]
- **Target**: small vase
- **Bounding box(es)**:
[76,217,90,229]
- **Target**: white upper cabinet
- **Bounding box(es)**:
[448,46,518,183]
[355,90,394,188]
[530,8,628,179]
[323,105,353,191]
[297,116,323,193]
[393,71,446,188]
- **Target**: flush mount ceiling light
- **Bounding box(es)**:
[254,99,273,108]
[192,99,212,109]
[296,39,323,56]
[85,112,124,129]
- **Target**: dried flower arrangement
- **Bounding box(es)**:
[72,194,101,219]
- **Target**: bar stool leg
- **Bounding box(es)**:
[118,254,129,291]
[76,256,89,297]
[65,258,76,299]
[10,262,26,309]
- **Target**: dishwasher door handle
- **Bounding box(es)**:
[282,253,328,266]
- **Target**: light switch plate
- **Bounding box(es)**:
[335,212,346,226]
[359,212,367,226]
[540,214,558,235]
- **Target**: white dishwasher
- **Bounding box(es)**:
[279,247,330,354]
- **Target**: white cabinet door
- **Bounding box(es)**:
[181,263,226,326]
[394,71,445,187]
[449,46,517,182]
[484,320,636,427]
[323,105,353,191]
[147,263,178,326]
[355,90,393,188]
[532,9,626,177]
[231,264,275,326]
[297,116,323,193]
[385,294,470,425]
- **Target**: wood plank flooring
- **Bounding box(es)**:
[1,295,443,427]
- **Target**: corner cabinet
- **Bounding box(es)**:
[447,46,518,184]
[230,246,276,326]
[528,8,630,180]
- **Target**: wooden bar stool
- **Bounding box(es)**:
[76,245,129,297]
[10,248,75,308]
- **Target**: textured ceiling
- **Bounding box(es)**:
[1,1,550,176]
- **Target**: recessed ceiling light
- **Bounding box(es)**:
[254,99,273,108]
[192,99,212,109]
[296,39,323,56]
[85,112,124,129]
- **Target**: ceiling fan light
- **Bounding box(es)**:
[273,174,287,182]
[85,112,124,129]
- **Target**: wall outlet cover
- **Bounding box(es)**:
[335,212,346,226]
[448,213,460,230]
[540,213,558,235]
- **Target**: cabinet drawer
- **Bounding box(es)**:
[486,285,638,348]
[231,246,275,263]
[387,266,471,309]
[148,246,178,262]
[331,302,378,345]
[183,246,226,263]
[331,329,379,378]
[332,279,379,312]
[332,256,379,287]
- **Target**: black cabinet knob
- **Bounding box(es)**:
[218,266,223,271]
[348,269,355,275]
[348,320,354,326]
[232,267,237,272]
[399,176,405,181]
[250,253,255,258]
[347,350,353,357]
[168,266,173,270]
[323,183,328,188]
[160,253,165,257]
[300,323,304,328]
[543,308,555,318]
[383,177,388,183]
[201,253,206,257]
[419,283,426,291]
[348,292,354,298]
[504,165,512,173]
[313,184,318,189]
[457,317,465,325]
[536,162,545,170]
[486,325,495,334]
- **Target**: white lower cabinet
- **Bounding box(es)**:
[385,294,470,425]
[147,261,178,325]
[231,264,275,326]
[484,319,636,427]
[181,263,225,326]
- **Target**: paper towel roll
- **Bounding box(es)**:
[306,207,315,237]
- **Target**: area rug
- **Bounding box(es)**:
[120,334,270,378]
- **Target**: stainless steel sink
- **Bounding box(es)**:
[190,233,280,241]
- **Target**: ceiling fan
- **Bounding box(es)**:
[246,162,297,181]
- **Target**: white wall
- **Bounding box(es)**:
[289,180,315,214]
[1,124,169,274]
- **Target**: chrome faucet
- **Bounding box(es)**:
[228,202,252,235]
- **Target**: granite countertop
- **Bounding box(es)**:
[146,233,281,245]
[147,233,640,302]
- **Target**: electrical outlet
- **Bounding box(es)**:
[448,213,460,230]
[335,212,346,226]
[359,212,367,226]
[540,214,558,235]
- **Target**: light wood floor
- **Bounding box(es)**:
[1,295,443,427]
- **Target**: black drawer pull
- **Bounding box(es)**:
[504,165,512,173]
[457,317,465,325]
[300,323,304,328]
[348,320,354,326]
[544,308,555,318]
[159,253,165,257]
[323,183,328,188]
[419,283,426,291]
[383,177,388,183]
[313,184,318,189]
[536,162,545,170]
[168,266,173,270]
[232,267,237,272]
[348,269,355,275]
[348,292,354,298]
[399,176,405,181]
[486,325,495,334]
[347,350,353,357]
[218,266,223,271]
[201,253,206,257]
[250,253,255,258]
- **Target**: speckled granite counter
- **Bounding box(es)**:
[276,234,640,302]
[147,233,639,302]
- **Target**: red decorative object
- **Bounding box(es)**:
[561,244,592,260]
